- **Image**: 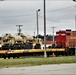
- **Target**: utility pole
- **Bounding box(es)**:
[51,27,56,44]
[75,15,76,56]
[16,25,23,34]
[73,0,76,55]
[74,17,76,55]
[34,32,35,37]
[44,0,47,58]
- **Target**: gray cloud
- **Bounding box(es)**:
[0,0,76,36]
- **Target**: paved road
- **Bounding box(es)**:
[0,64,76,75]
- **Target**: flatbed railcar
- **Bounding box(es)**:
[0,50,8,59]
[0,48,66,59]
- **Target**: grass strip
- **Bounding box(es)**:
[0,56,76,68]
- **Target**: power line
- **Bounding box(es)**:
[0,5,75,18]
[39,15,73,23]
[0,13,35,18]
[39,15,60,22]
[47,5,75,13]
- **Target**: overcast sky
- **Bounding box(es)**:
[0,0,76,36]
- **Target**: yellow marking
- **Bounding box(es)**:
[48,48,65,51]
[0,48,65,54]
[0,50,7,54]
[29,49,44,53]
[71,37,76,39]
[9,50,25,54]
[28,48,65,53]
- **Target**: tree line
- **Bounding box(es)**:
[33,34,56,41]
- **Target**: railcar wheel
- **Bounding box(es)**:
[13,57,16,59]
[4,57,6,59]
[47,54,49,57]
[17,56,19,58]
[8,57,10,59]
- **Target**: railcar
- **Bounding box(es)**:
[55,29,76,55]
[0,29,76,59]
[0,33,42,58]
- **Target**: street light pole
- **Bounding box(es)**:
[36,9,40,38]
[44,0,47,58]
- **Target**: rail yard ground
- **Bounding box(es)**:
[0,56,76,68]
